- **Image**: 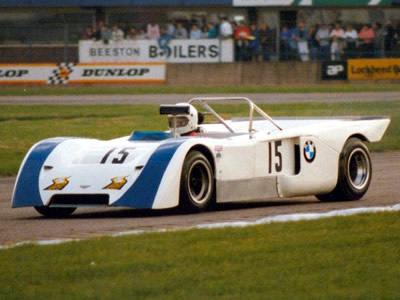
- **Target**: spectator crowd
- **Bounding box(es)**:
[279,20,399,62]
[81,18,400,61]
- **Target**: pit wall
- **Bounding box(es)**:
[167,62,323,85]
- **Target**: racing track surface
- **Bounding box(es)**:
[1,152,399,247]
[0,91,400,105]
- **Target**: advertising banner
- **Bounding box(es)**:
[347,59,400,80]
[0,64,55,84]
[0,63,166,85]
[79,39,234,63]
[233,0,391,6]
[321,61,348,80]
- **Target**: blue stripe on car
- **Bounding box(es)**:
[112,139,185,209]
[12,138,67,208]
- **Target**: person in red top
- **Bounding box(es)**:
[234,22,251,61]
[234,22,250,40]
[359,24,375,58]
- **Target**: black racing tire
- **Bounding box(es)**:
[180,150,215,212]
[316,138,372,202]
[34,206,76,218]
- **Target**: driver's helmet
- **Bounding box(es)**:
[168,103,198,136]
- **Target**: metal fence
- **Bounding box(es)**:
[0,35,399,63]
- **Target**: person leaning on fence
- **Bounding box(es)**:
[158,27,172,55]
[166,21,175,38]
[147,22,160,40]
[280,25,291,61]
[249,24,260,62]
[344,24,358,59]
[92,21,104,41]
[288,26,299,60]
[219,17,233,39]
[207,22,217,39]
[308,25,320,61]
[174,23,188,39]
[111,24,124,42]
[384,20,396,57]
[235,22,251,61]
[126,27,137,40]
[190,24,202,39]
[118,20,129,38]
[296,21,309,61]
[259,24,273,61]
[359,24,375,58]
[329,23,344,61]
[316,24,331,61]
[101,24,112,44]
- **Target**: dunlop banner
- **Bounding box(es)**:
[0,63,166,85]
[0,64,55,84]
[348,59,400,80]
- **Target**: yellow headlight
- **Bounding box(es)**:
[44,177,70,191]
[103,176,128,190]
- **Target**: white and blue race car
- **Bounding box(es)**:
[12,97,390,217]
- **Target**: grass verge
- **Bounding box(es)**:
[0,211,399,299]
[1,84,400,96]
[0,101,398,176]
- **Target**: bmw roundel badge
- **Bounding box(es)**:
[304,140,316,163]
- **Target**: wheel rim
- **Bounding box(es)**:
[347,148,370,190]
[187,160,212,205]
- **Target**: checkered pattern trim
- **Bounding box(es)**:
[47,63,75,85]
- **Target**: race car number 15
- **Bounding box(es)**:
[268,140,282,174]
[100,147,135,164]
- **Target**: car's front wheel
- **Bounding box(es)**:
[180,150,215,212]
[317,138,372,202]
[34,206,76,218]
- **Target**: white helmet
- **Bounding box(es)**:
[168,103,198,136]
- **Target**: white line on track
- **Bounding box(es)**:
[1,204,400,250]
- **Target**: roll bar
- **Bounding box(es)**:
[188,97,282,137]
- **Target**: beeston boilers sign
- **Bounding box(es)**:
[0,63,166,85]
[79,39,234,63]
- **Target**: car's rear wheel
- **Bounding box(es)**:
[316,138,372,202]
[34,206,76,218]
[180,150,214,212]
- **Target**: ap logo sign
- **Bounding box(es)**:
[322,61,347,80]
[327,65,344,76]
